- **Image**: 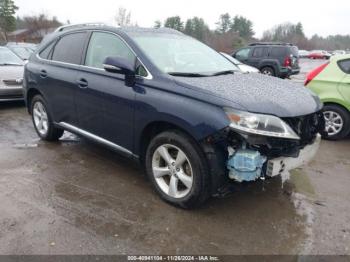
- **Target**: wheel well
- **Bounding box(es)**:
[260,65,275,73]
[26,89,42,114]
[323,102,350,114]
[138,121,196,163]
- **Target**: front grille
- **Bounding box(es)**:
[283,111,325,145]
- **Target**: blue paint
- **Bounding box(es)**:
[227,149,267,182]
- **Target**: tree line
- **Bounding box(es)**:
[1,0,349,52]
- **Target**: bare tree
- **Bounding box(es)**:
[22,13,61,39]
[115,7,131,27]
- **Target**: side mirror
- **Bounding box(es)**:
[103,56,135,75]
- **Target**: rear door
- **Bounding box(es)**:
[269,46,287,66]
[38,32,88,125]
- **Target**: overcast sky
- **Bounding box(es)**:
[15,0,350,38]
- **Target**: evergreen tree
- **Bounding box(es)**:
[0,0,18,40]
[215,13,231,33]
[184,17,209,41]
[231,15,254,39]
[164,16,184,31]
[154,20,161,29]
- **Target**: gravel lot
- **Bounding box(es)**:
[0,59,349,255]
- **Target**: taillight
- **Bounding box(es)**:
[283,56,292,67]
[305,62,329,86]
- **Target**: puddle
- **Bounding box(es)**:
[285,169,317,254]
[288,169,316,197]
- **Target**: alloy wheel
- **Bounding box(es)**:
[324,111,344,136]
[262,69,272,75]
[33,101,49,136]
[152,144,193,199]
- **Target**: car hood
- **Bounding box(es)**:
[174,73,322,117]
[0,65,24,80]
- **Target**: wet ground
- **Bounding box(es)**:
[0,59,349,255]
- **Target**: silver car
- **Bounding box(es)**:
[0,47,25,101]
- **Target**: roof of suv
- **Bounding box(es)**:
[55,24,183,36]
[249,42,295,47]
[41,24,183,47]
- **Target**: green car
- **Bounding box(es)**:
[306,55,350,140]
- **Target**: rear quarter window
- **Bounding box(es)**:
[39,41,56,60]
[338,59,350,73]
[269,47,286,57]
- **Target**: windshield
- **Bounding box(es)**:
[0,48,24,65]
[131,34,239,75]
[11,47,32,60]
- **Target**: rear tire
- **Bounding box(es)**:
[322,104,350,140]
[260,67,275,77]
[145,130,210,208]
[31,95,64,141]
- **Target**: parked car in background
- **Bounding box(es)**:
[333,50,346,56]
[7,42,37,52]
[7,45,33,60]
[24,25,324,208]
[233,42,300,78]
[305,55,350,140]
[220,52,259,73]
[0,47,25,101]
[308,50,331,60]
[299,50,310,58]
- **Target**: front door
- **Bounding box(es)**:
[75,31,137,151]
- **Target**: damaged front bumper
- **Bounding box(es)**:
[227,134,321,182]
[265,134,321,178]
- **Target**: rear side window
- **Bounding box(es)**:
[85,32,135,69]
[269,47,286,57]
[252,47,267,58]
[39,41,56,60]
[52,32,87,64]
[338,59,350,73]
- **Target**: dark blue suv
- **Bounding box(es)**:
[24,25,324,208]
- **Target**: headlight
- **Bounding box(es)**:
[224,108,300,140]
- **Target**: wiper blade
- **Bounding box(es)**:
[168,72,209,77]
[0,63,23,66]
[211,70,235,76]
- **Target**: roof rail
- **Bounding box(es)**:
[54,23,108,33]
[248,42,294,46]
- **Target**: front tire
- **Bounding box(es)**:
[31,95,64,141]
[323,104,350,140]
[145,130,210,208]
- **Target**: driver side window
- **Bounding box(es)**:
[235,48,251,60]
[85,32,136,69]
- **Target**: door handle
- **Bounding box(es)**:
[77,78,88,89]
[40,69,47,78]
